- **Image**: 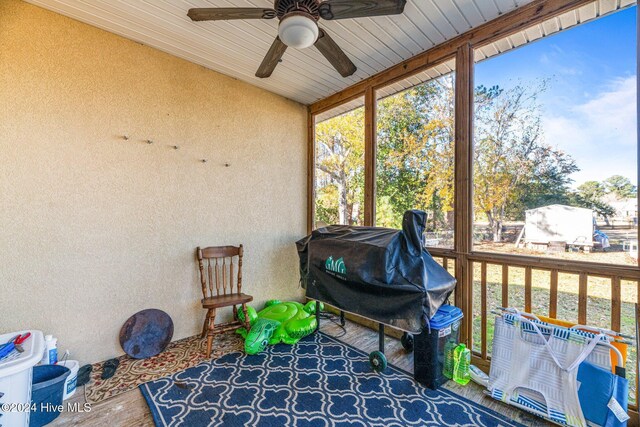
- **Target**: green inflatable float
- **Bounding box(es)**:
[237,300,322,355]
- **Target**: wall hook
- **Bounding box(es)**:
[146,139,154,144]
[224,163,230,167]
[122,135,129,141]
[173,145,179,150]
[201,159,207,163]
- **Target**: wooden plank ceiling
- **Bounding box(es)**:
[24,0,533,105]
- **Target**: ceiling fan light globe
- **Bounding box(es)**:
[278,15,318,49]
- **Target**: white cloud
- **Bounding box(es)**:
[576,76,636,144]
[542,76,637,186]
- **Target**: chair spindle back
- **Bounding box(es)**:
[197,245,243,299]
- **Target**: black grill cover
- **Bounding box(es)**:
[296,210,456,333]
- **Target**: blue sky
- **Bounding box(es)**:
[475,6,637,188]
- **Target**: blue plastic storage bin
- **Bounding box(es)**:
[414,304,463,389]
[30,365,70,427]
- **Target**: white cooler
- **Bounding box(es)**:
[0,330,45,427]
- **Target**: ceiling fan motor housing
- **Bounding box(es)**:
[274,0,321,21]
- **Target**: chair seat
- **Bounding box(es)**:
[201,293,253,308]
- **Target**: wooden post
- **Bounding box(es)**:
[611,276,621,332]
[364,86,376,226]
[481,261,487,359]
[307,109,315,234]
[550,269,558,318]
[578,272,588,325]
[524,266,532,313]
[502,264,509,308]
[454,43,474,345]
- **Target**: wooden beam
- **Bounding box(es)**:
[454,43,474,257]
[454,43,474,344]
[471,355,491,373]
[468,251,640,280]
[307,108,315,234]
[364,86,376,226]
[309,0,595,115]
[426,247,457,258]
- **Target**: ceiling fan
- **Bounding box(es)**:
[187,0,407,78]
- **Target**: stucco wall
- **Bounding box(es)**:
[0,0,307,363]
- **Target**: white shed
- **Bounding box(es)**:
[524,204,594,247]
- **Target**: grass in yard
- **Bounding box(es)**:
[474,240,637,267]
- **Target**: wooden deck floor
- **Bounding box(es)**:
[52,317,547,426]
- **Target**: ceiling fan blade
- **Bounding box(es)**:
[187,8,276,21]
[256,37,288,78]
[314,29,357,77]
[318,0,406,20]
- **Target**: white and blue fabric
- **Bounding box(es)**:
[489,311,618,427]
[141,332,524,427]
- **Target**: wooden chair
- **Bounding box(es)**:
[197,245,252,357]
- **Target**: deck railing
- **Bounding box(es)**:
[430,248,640,409]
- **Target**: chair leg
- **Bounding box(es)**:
[241,304,251,331]
[232,305,238,321]
[206,309,217,358]
[201,309,212,339]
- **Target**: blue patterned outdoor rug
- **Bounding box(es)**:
[140,332,522,426]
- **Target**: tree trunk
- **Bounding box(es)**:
[495,206,505,242]
[431,193,438,231]
[486,210,502,242]
[351,202,361,225]
[337,173,348,225]
[486,210,495,241]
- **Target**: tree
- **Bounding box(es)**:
[569,190,615,225]
[604,175,636,199]
[474,83,578,242]
[569,178,622,226]
[376,75,455,230]
[315,108,365,225]
[314,77,579,244]
[577,181,606,201]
